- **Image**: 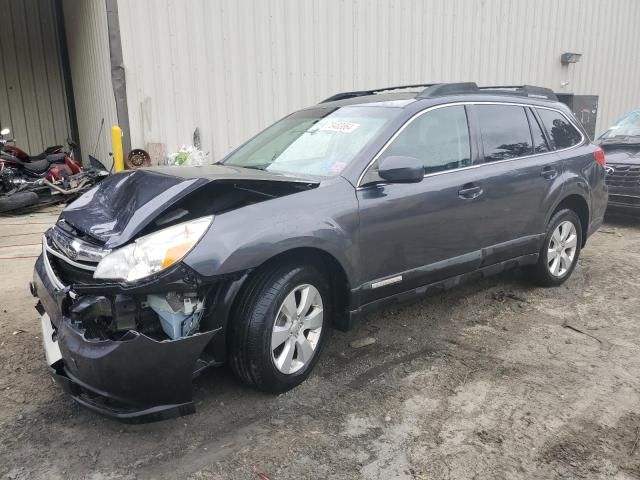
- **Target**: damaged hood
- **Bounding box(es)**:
[60,165,318,249]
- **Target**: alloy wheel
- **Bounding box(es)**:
[547,220,578,277]
[271,284,324,374]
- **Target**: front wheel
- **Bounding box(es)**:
[530,209,582,286]
[228,263,330,393]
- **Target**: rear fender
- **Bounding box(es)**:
[545,180,591,246]
[547,178,590,222]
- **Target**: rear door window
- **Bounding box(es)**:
[536,108,583,149]
[476,105,533,162]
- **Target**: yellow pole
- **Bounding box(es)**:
[111,125,125,172]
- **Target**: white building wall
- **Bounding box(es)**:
[63,0,118,165]
[116,0,640,162]
[0,0,70,154]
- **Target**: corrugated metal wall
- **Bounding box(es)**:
[116,0,640,162]
[0,0,70,155]
[63,0,117,165]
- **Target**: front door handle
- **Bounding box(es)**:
[541,166,558,179]
[458,183,483,200]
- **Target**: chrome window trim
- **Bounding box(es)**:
[356,101,586,188]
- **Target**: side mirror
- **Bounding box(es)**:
[378,156,425,183]
[0,128,10,136]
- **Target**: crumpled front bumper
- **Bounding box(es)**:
[33,254,218,422]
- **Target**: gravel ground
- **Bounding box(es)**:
[1,209,640,480]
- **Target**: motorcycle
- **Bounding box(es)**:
[0,128,110,213]
[0,127,68,162]
[1,127,83,184]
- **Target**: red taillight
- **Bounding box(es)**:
[593,146,606,167]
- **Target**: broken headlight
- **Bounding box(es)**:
[93,216,213,282]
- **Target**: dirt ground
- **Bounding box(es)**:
[1,207,640,480]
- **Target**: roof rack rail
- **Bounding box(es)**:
[321,82,559,104]
[416,83,558,101]
[320,83,437,103]
[478,85,558,101]
[416,82,479,98]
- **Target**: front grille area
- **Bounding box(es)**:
[45,227,106,285]
[606,164,640,188]
[48,254,99,284]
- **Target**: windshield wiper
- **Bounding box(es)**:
[237,164,289,177]
[239,164,269,171]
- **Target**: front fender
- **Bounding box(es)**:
[183,178,360,285]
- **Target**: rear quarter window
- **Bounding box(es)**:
[526,108,550,154]
[536,108,583,149]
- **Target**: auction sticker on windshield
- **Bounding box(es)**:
[319,121,360,133]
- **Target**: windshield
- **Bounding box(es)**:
[599,110,640,142]
[222,106,397,177]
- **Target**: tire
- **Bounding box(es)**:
[228,262,331,393]
[0,192,39,213]
[530,208,583,287]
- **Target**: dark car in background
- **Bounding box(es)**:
[32,82,608,421]
[597,110,640,212]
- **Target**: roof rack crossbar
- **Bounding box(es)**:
[320,83,437,103]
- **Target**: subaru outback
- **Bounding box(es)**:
[32,82,608,421]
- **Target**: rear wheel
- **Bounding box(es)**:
[0,191,39,213]
[228,263,330,393]
[530,209,582,286]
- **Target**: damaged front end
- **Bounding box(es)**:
[32,231,235,422]
[30,167,318,421]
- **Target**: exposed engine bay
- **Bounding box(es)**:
[147,292,205,339]
[67,290,208,342]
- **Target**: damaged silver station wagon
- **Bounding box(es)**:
[32,83,608,421]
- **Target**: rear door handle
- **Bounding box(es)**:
[458,183,483,200]
[541,166,558,179]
